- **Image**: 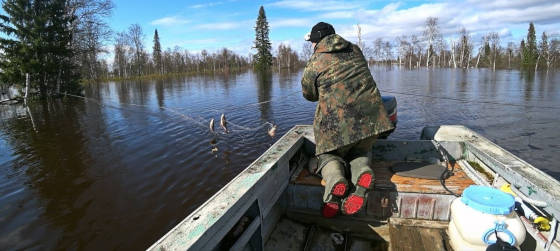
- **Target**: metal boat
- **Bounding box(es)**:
[148,125,560,250]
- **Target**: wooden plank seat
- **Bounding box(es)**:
[291,160,475,195]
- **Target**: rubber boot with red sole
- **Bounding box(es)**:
[321,160,348,203]
[322,201,340,218]
[341,171,373,215]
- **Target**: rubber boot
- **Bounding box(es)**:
[322,197,340,218]
[341,156,374,215]
[321,160,348,202]
[320,160,348,218]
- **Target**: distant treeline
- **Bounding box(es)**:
[0,1,304,98]
[105,24,305,81]
[2,1,558,99]
[358,18,559,72]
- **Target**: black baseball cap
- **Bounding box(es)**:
[305,22,335,43]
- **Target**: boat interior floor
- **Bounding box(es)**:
[263,160,475,250]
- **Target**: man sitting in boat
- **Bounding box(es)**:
[301,22,394,218]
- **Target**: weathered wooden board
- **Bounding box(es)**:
[292,160,474,195]
[373,161,474,195]
[389,218,451,251]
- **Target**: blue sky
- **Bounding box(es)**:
[108,0,560,57]
[3,0,560,57]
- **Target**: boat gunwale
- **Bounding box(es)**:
[147,125,309,250]
[149,125,560,250]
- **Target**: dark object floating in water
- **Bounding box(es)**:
[391,161,447,180]
[528,144,543,150]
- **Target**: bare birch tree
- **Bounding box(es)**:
[301,42,313,61]
[128,24,145,75]
[423,17,441,67]
[67,0,114,80]
[373,38,384,63]
[451,39,457,68]
[396,35,409,66]
[411,35,422,68]
[457,28,472,68]
[506,42,515,69]
[383,41,393,63]
[475,35,488,69]
[356,24,364,50]
[488,32,500,71]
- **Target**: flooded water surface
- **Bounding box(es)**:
[1,67,559,249]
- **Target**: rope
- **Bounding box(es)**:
[433,139,461,197]
[62,93,282,134]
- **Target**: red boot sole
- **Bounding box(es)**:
[322,202,339,218]
[332,183,347,197]
[357,173,372,188]
[342,195,364,215]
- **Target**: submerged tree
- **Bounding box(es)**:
[522,22,538,68]
[128,24,145,76]
[423,17,441,67]
[253,6,272,71]
[0,0,81,96]
[153,29,163,74]
[68,0,114,80]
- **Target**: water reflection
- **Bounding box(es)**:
[0,99,103,249]
[0,67,558,250]
[155,79,165,108]
[256,71,273,122]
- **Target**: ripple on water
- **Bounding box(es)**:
[0,68,559,250]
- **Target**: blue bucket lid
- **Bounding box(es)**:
[461,185,515,215]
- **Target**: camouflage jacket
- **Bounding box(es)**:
[301,34,394,155]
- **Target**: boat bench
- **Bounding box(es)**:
[288,141,475,221]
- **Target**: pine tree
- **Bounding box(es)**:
[0,0,33,88]
[153,29,163,74]
[0,0,80,97]
[523,22,538,67]
[538,32,548,70]
[253,6,272,71]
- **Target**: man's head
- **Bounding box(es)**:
[305,22,335,48]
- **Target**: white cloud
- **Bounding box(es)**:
[330,0,560,46]
[191,2,223,9]
[135,0,560,56]
[270,18,314,28]
[319,11,355,19]
[269,0,364,12]
[466,0,551,10]
[475,3,560,25]
[150,16,190,26]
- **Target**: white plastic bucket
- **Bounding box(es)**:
[448,185,526,251]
